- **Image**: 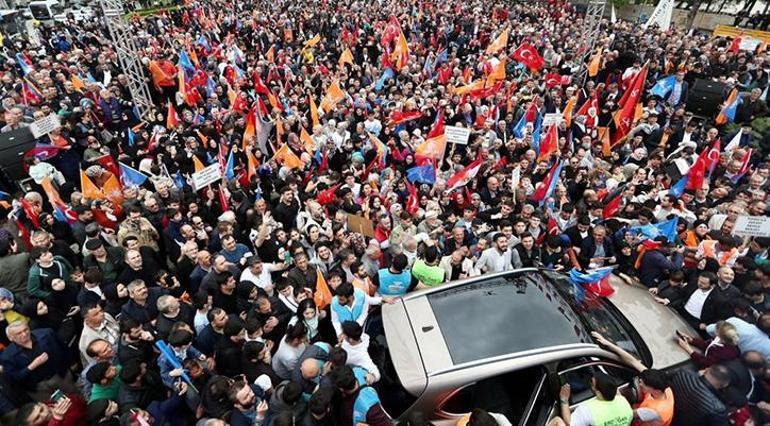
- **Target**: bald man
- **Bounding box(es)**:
[291,342,333,400]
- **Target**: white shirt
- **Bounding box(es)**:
[271,340,306,380]
[475,247,513,274]
[194,311,209,334]
[341,333,381,382]
[685,287,714,320]
[240,264,276,293]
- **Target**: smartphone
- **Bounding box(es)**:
[675,330,686,340]
[51,389,64,402]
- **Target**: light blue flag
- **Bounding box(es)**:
[650,75,676,98]
[669,175,689,198]
[375,68,395,92]
[406,164,436,185]
[628,217,678,243]
[119,162,148,187]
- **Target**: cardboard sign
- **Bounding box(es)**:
[347,214,375,238]
[734,215,770,238]
[542,113,564,127]
[30,114,61,138]
[191,163,222,191]
[444,125,471,145]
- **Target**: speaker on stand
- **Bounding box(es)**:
[686,79,728,118]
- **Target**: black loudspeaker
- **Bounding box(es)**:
[0,127,37,180]
[686,79,727,118]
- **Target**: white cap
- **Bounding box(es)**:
[254,374,272,392]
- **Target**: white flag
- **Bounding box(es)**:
[611,4,617,24]
[511,166,521,197]
[724,130,743,152]
[643,0,674,31]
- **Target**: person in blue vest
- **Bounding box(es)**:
[373,254,413,297]
[330,282,395,341]
[291,342,333,400]
[332,365,391,426]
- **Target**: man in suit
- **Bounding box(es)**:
[578,225,615,269]
[679,271,729,332]
[665,70,689,109]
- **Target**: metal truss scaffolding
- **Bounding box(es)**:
[574,0,606,85]
[100,0,154,121]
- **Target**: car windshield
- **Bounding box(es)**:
[544,270,644,360]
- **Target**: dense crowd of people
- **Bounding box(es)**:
[0,0,768,424]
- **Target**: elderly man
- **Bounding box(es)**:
[78,303,119,366]
[155,295,195,340]
[1,321,77,400]
[440,249,477,282]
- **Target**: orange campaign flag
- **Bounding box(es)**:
[563,96,577,127]
[41,177,65,206]
[453,80,484,95]
[338,48,354,67]
[195,129,209,145]
[102,174,124,211]
[166,103,180,129]
[313,269,333,310]
[391,29,409,71]
[266,45,275,63]
[633,103,644,124]
[267,92,281,111]
[415,134,446,159]
[242,107,256,149]
[319,81,346,113]
[246,149,259,181]
[588,48,603,77]
[304,34,321,48]
[227,85,238,105]
[192,155,206,172]
[71,74,86,92]
[486,58,506,86]
[272,144,304,169]
[148,60,172,89]
[309,96,321,128]
[275,117,283,144]
[300,126,315,154]
[486,27,509,55]
[80,169,104,200]
[598,127,612,157]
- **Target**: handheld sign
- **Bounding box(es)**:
[444,126,471,145]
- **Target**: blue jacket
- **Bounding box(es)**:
[158,345,204,389]
[0,328,69,390]
[638,250,684,287]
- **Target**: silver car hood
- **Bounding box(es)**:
[607,276,696,369]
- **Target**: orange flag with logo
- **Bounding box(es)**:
[102,174,124,213]
[338,48,354,67]
[304,34,321,48]
[313,269,332,310]
[588,48,603,77]
[266,46,275,63]
[41,177,65,206]
[308,96,321,128]
[247,149,259,181]
[453,80,484,95]
[599,127,612,157]
[192,156,206,172]
[486,58,506,86]
[486,28,509,55]
[391,30,409,71]
[242,107,256,149]
[415,135,446,159]
[71,74,86,92]
[166,103,180,129]
[271,144,304,169]
[300,126,315,154]
[563,96,577,128]
[319,81,346,113]
[80,170,104,200]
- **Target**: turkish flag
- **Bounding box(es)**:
[512,43,544,72]
[545,73,561,89]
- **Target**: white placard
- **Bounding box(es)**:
[733,215,770,238]
[445,125,471,145]
[739,38,761,51]
[191,163,222,191]
[30,114,61,138]
[542,113,564,127]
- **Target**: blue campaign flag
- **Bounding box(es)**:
[206,77,217,96]
[119,162,148,187]
[224,150,235,181]
[569,267,614,285]
[155,341,197,392]
[434,48,448,68]
[174,171,187,189]
[375,68,395,92]
[723,95,743,122]
[196,35,212,52]
[628,217,678,243]
[15,53,32,75]
[650,75,676,98]
[178,51,196,74]
[531,113,543,152]
[406,164,436,185]
[513,112,527,138]
[669,175,689,198]
[127,128,136,147]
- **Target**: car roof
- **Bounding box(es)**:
[384,269,593,383]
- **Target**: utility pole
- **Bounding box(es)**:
[574,0,607,85]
